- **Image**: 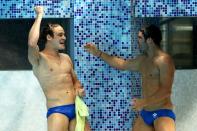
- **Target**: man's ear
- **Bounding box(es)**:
[47,34,52,41]
[146,38,152,43]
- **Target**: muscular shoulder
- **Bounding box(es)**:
[60,53,70,59]
[156,52,175,71]
[60,53,73,65]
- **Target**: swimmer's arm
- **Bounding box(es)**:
[84,43,144,71]
[71,68,85,97]
[64,54,82,89]
[144,56,175,106]
[99,52,144,71]
[66,54,85,96]
[28,6,43,66]
[71,68,82,89]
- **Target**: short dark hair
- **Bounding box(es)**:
[141,24,162,48]
[40,23,61,43]
[38,23,61,50]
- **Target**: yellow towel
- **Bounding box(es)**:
[75,96,89,131]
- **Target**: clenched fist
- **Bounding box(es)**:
[34,6,44,16]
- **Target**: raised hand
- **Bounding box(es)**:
[34,6,44,16]
[84,43,101,57]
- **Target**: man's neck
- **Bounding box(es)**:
[147,45,160,59]
[43,46,59,58]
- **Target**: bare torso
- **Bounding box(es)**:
[33,53,76,108]
[139,52,173,111]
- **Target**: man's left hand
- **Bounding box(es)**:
[131,98,147,111]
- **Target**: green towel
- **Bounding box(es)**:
[75,96,89,131]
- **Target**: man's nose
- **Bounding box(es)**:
[63,35,66,40]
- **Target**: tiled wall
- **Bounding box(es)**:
[0,0,71,18]
[133,0,197,17]
[74,1,140,130]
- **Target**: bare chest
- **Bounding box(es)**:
[140,60,160,78]
[35,55,72,77]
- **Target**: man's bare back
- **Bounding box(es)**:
[33,53,76,108]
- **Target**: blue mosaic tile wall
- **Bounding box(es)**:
[74,1,141,130]
[134,0,197,17]
[0,0,71,18]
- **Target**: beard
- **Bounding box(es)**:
[139,41,148,54]
[52,40,65,50]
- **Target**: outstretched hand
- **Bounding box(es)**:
[84,43,101,57]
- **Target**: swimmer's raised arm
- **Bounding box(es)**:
[28,6,44,66]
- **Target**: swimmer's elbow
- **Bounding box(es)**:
[28,40,38,48]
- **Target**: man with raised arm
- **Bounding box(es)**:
[28,6,90,131]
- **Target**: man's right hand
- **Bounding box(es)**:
[76,88,86,97]
[34,6,44,16]
[84,43,101,57]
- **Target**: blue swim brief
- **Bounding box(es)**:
[47,104,76,120]
[140,109,176,126]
